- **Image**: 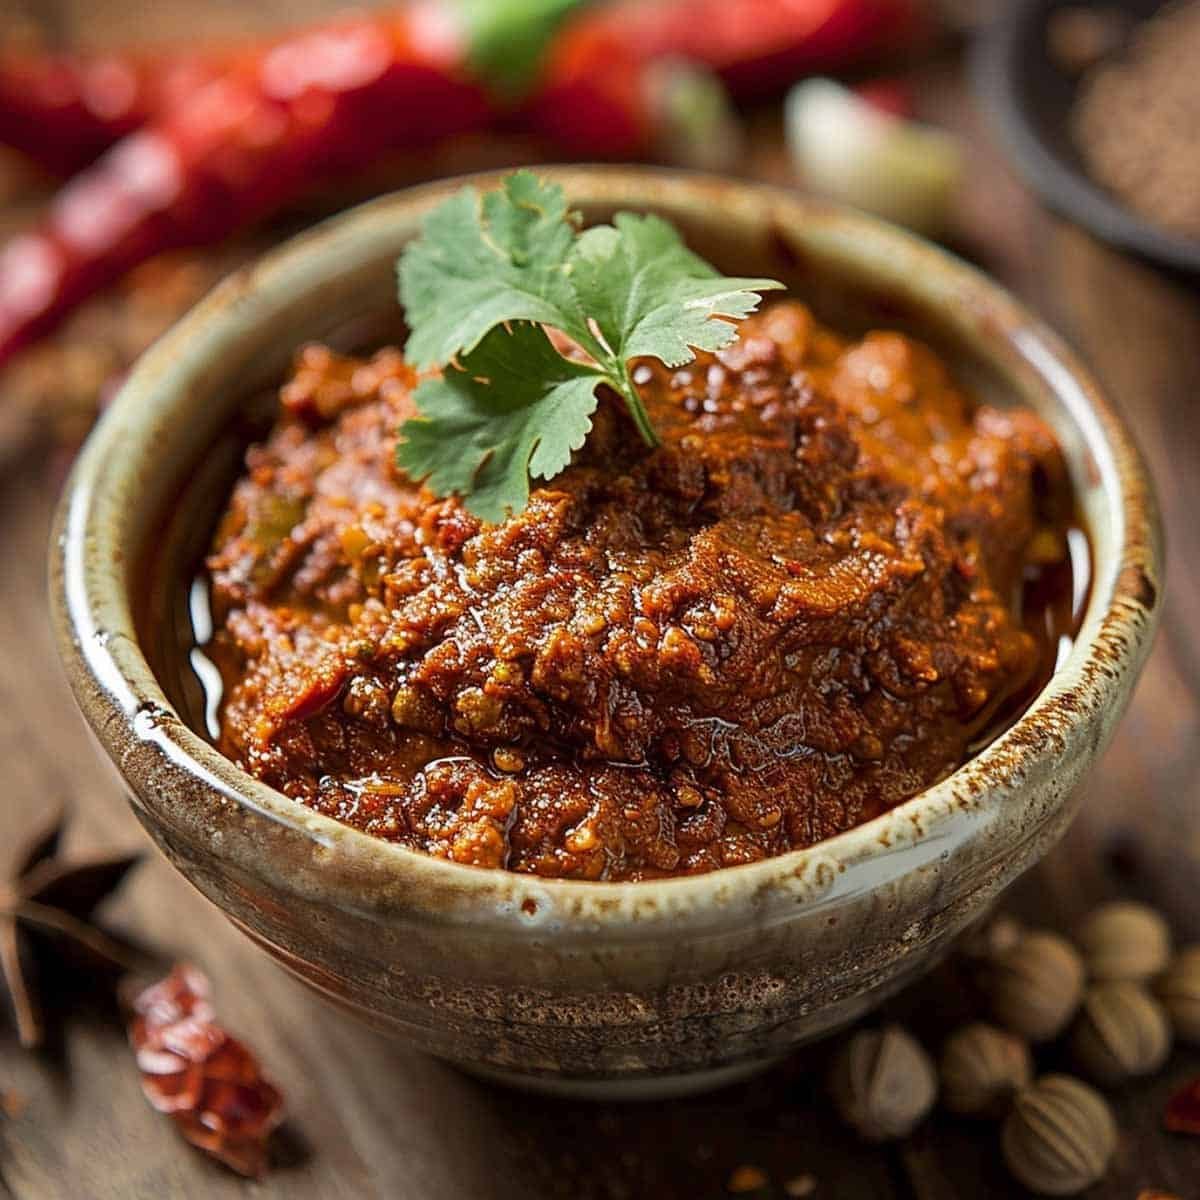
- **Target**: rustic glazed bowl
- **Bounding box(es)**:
[53,168,1161,1099]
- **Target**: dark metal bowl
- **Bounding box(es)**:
[973,0,1200,275]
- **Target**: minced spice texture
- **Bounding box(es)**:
[206,302,1073,880]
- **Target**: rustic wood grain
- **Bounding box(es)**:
[1,2,1199,1196]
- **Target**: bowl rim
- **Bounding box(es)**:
[972,0,1200,275]
[52,165,1162,927]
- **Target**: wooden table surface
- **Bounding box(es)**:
[2,2,1199,1197]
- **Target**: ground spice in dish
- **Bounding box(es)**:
[203,301,1077,881]
[1071,1,1200,241]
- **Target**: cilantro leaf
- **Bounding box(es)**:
[395,323,601,524]
[398,171,582,371]
[571,214,781,364]
[394,172,784,520]
[567,213,782,437]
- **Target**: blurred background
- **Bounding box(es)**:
[1,1,1198,1197]
[4,0,1197,468]
[0,0,1154,469]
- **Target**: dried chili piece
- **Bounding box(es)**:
[129,964,284,1179]
[1163,1076,1200,1136]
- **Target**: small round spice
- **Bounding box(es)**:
[1070,981,1171,1085]
[1047,7,1130,74]
[1077,901,1171,982]
[830,1025,937,1142]
[987,931,1086,1042]
[1155,944,1200,1043]
[1002,1075,1116,1196]
[939,1022,1032,1118]
[960,913,1024,963]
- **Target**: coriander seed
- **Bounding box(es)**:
[939,1022,1032,1118]
[1077,900,1171,982]
[830,1025,937,1142]
[1070,980,1171,1085]
[987,931,1085,1042]
[1002,1074,1116,1195]
[1155,944,1200,1043]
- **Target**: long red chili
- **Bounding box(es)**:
[638,0,920,100]
[0,7,491,367]
[0,46,222,175]
[0,0,920,366]
[527,0,921,155]
[1,0,920,172]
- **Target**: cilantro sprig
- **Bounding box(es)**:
[395,171,783,521]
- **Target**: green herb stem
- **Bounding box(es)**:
[614,370,662,449]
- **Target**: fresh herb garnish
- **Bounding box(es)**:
[395,171,783,521]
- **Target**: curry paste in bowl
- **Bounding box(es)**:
[190,300,1084,881]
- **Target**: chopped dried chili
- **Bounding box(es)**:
[1163,1076,1200,1136]
[129,964,285,1179]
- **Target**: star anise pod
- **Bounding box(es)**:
[0,807,144,1047]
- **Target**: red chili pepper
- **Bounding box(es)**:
[525,21,649,158]
[527,0,921,156]
[0,45,223,174]
[854,77,915,119]
[2,0,920,172]
[0,2,583,176]
[0,7,491,368]
[0,0,921,365]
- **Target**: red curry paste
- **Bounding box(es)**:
[206,302,1075,880]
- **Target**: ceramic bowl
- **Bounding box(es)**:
[52,167,1161,1099]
